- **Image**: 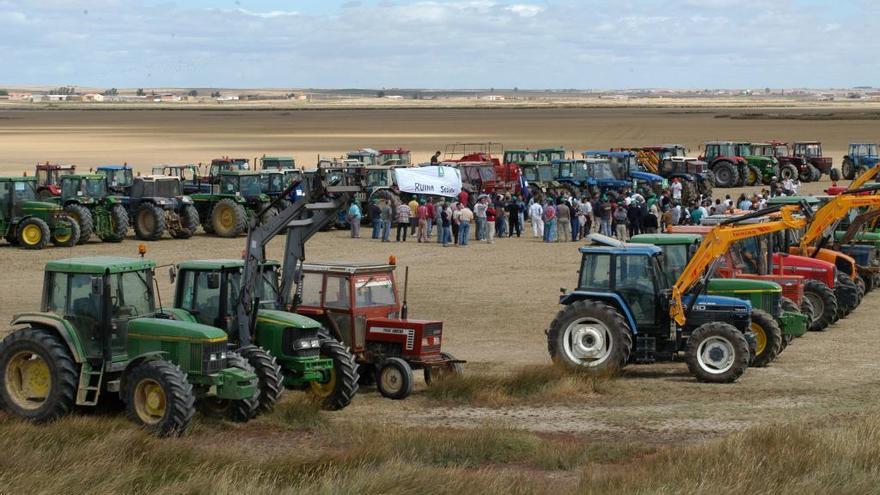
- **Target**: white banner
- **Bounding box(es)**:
[394,166,461,198]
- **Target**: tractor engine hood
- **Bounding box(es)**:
[681,294,752,332]
[706,278,781,293]
[20,200,63,213]
[126,317,229,343]
[630,171,664,183]
[256,308,322,330]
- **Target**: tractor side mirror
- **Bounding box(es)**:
[168,266,177,284]
[90,276,104,296]
[207,272,220,290]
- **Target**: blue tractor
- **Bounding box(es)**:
[582,150,665,195]
[842,143,880,180]
[547,233,755,383]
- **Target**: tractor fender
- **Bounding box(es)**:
[10,313,86,363]
[119,352,170,395]
[559,291,638,334]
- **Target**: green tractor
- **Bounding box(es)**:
[56,174,129,244]
[631,233,809,366]
[0,256,260,436]
[733,142,779,185]
[190,170,272,237]
[0,176,80,249]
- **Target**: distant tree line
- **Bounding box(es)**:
[50,86,77,95]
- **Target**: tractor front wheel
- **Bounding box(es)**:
[830,168,842,182]
[196,351,259,422]
[779,163,798,182]
[842,157,855,180]
[238,346,283,415]
[809,164,821,182]
[746,165,762,186]
[423,352,464,385]
[124,360,195,437]
[712,162,739,188]
[134,203,166,241]
[210,199,247,237]
[547,300,632,376]
[17,217,51,250]
[376,357,414,400]
[51,216,80,248]
[803,280,837,331]
[100,204,129,243]
[0,327,78,422]
[749,309,783,367]
[64,204,93,244]
[171,205,200,239]
[308,339,359,410]
[685,322,750,383]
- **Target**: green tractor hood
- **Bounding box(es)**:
[707,278,781,293]
[256,309,322,330]
[20,199,64,214]
[127,318,229,343]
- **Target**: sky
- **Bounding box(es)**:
[0,0,877,90]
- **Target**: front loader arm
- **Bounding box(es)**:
[847,162,880,191]
[670,206,806,326]
[798,188,880,255]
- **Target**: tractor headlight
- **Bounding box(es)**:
[209,353,218,361]
[181,196,193,204]
[294,339,321,350]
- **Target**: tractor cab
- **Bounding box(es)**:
[378,149,411,166]
[131,175,186,200]
[60,174,109,203]
[503,149,537,164]
[843,143,880,180]
[218,170,265,201]
[0,176,79,249]
[536,148,566,163]
[209,158,250,177]
[259,156,296,170]
[95,165,134,194]
[34,163,77,199]
[345,149,380,167]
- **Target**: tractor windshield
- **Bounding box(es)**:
[366,169,391,188]
[257,268,282,309]
[12,181,36,202]
[61,178,82,199]
[110,270,155,318]
[85,178,107,198]
[261,173,284,194]
[262,158,295,170]
[354,275,396,308]
[587,161,617,180]
[154,179,181,198]
[800,144,821,157]
[658,244,691,285]
[106,169,133,188]
[239,175,262,197]
[538,150,565,162]
[522,166,539,182]
[774,145,789,156]
[479,166,496,181]
[538,165,553,182]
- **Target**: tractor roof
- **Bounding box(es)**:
[379,148,410,154]
[261,156,294,161]
[0,176,37,183]
[704,141,735,145]
[630,233,702,245]
[96,165,130,171]
[581,233,661,255]
[583,150,634,157]
[849,142,877,146]
[301,262,396,274]
[793,141,821,145]
[46,256,156,275]
[64,173,104,180]
[537,147,565,152]
[177,259,280,270]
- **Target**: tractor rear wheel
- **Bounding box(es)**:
[681,180,698,204]
[0,327,78,422]
[196,351,259,422]
[799,296,815,327]
[809,164,821,182]
[799,165,812,182]
[100,204,129,243]
[308,339,358,410]
[749,309,783,367]
[685,322,750,383]
[376,357,414,400]
[712,161,739,188]
[830,168,842,182]
[746,165,762,186]
[803,279,837,331]
[779,163,798,181]
[210,199,247,237]
[171,205,200,239]
[17,217,50,250]
[547,300,632,376]
[238,346,283,415]
[51,216,80,248]
[423,352,464,385]
[64,204,93,244]
[836,274,858,317]
[701,172,715,197]
[134,203,166,241]
[842,157,855,180]
[124,359,195,437]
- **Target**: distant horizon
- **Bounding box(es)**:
[1,85,876,93]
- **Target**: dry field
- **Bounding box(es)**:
[1,106,880,493]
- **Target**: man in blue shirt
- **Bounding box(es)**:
[348,201,362,238]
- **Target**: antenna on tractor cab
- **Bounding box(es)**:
[401,265,409,320]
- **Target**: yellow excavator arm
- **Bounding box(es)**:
[798,193,880,253]
[846,162,880,191]
[669,205,806,326]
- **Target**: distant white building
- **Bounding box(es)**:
[83,94,104,102]
[482,95,505,101]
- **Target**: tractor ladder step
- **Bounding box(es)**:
[76,362,104,406]
[306,202,339,211]
[325,186,362,193]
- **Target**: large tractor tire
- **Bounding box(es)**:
[308,339,359,410]
[546,300,633,376]
[17,217,51,250]
[134,203,166,241]
[746,165,762,186]
[712,161,739,189]
[809,164,821,182]
[701,171,715,197]
[798,296,815,327]
[685,322,750,383]
[238,346,283,415]
[749,309,783,367]
[124,359,195,437]
[51,216,80,248]
[779,163,798,182]
[196,351,259,422]
[798,165,812,182]
[260,206,279,225]
[423,352,464,385]
[681,180,698,204]
[171,205,200,239]
[835,274,859,318]
[100,204,129,243]
[0,327,78,422]
[842,157,855,180]
[64,204,93,244]
[803,279,837,331]
[377,357,413,400]
[210,199,247,237]
[830,168,842,182]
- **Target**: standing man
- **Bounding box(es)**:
[556,200,571,242]
[570,198,580,241]
[458,203,474,246]
[408,197,419,236]
[543,200,557,243]
[440,201,452,247]
[486,202,496,244]
[435,197,444,243]
[347,201,362,239]
[671,178,683,204]
[529,199,544,238]
[380,199,392,242]
[506,196,521,238]
[417,200,429,242]
[396,201,411,242]
[425,198,435,239]
[613,202,629,240]
[369,200,382,239]
[474,197,487,242]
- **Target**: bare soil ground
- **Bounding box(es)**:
[0,106,879,474]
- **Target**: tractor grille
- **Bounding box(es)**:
[283,327,321,358]
[421,322,443,353]
[200,341,228,374]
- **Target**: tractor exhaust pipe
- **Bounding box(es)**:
[401,266,409,320]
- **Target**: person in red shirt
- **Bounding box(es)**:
[458,190,469,208]
[425,199,435,239]
[485,204,496,244]
[417,200,429,242]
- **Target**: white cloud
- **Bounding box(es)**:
[234,8,298,19]
[506,4,544,17]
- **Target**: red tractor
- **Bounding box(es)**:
[444,142,522,196]
[377,148,412,166]
[34,162,76,199]
[792,141,838,180]
[295,260,463,399]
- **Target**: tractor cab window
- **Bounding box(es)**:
[522,166,538,182]
[239,175,262,197]
[324,276,351,309]
[13,181,35,202]
[366,169,390,188]
[354,275,396,308]
[538,165,553,182]
[36,169,49,185]
[110,271,154,319]
[61,178,81,199]
[298,272,323,307]
[106,169,133,188]
[579,254,611,290]
[479,166,495,181]
[86,179,106,198]
[659,244,690,285]
[801,144,820,157]
[614,254,659,326]
[154,179,181,198]
[66,273,104,357]
[257,268,282,309]
[774,145,788,156]
[558,163,573,179]
[182,271,222,327]
[588,161,616,180]
[220,175,239,194]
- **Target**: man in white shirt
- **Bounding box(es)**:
[671,178,683,202]
[529,200,544,238]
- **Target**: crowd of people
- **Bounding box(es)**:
[344,178,799,246]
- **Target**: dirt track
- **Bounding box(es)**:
[1,106,879,442]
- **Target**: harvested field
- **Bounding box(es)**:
[1,106,879,492]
